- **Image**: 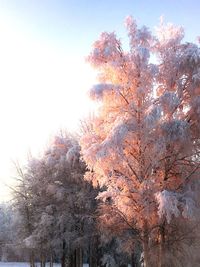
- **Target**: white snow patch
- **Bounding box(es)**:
[0,263,89,267]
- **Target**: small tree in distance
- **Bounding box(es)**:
[81,16,200,267]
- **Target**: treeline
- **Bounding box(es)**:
[0,132,134,267]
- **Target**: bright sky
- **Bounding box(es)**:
[0,0,199,200]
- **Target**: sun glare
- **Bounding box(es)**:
[0,15,97,199]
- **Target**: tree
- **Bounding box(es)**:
[11,161,37,267]
[12,132,98,267]
[81,17,200,267]
[0,203,14,261]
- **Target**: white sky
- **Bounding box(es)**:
[0,13,97,201]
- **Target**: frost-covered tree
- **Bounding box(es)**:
[11,161,37,267]
[0,203,14,261]
[81,17,200,267]
[12,132,98,267]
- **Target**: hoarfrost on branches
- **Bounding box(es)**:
[81,15,200,266]
[161,119,190,143]
[101,254,116,267]
[89,84,120,100]
[155,190,180,223]
[155,190,196,223]
[159,91,180,113]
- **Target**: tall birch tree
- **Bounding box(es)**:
[81,17,200,267]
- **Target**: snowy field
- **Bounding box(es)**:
[0,263,89,267]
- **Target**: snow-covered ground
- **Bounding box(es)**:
[0,263,89,267]
[0,262,131,267]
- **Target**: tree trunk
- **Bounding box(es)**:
[158,224,165,267]
[61,241,67,267]
[68,252,76,267]
[89,243,98,267]
[89,236,105,267]
[50,254,53,267]
[143,241,149,267]
[89,240,98,267]
[131,252,137,267]
[75,248,83,267]
[142,228,150,267]
[30,251,35,267]
[40,252,46,267]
